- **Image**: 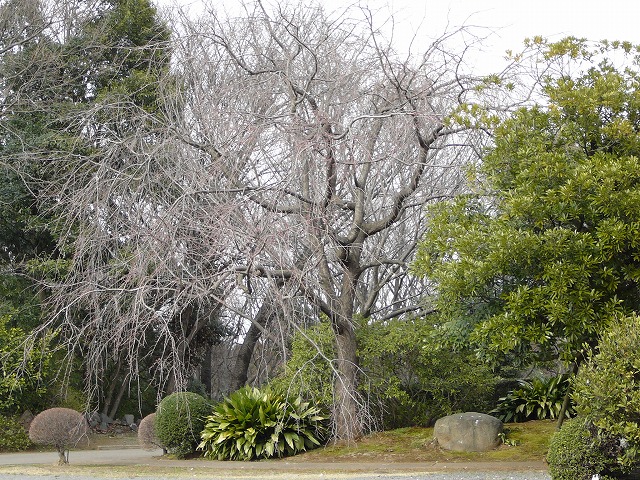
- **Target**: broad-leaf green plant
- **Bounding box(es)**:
[490,374,574,423]
[198,386,326,460]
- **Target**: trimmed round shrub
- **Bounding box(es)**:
[28,408,89,464]
[155,392,210,458]
[0,416,32,451]
[137,412,164,451]
[199,386,327,460]
[574,314,640,470]
[547,417,620,480]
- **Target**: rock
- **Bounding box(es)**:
[100,413,112,424]
[124,414,134,425]
[434,412,503,452]
[19,410,34,430]
[87,411,101,428]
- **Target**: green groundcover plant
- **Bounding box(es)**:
[199,386,326,460]
[490,374,574,423]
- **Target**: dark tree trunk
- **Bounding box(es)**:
[108,373,129,420]
[101,358,122,417]
[200,344,212,397]
[229,298,276,392]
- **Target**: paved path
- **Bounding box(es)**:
[0,447,551,480]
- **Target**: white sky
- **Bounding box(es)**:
[330,0,640,73]
[162,0,640,74]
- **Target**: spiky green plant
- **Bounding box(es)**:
[490,374,574,423]
[198,386,326,460]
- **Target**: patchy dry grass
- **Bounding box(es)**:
[289,420,556,464]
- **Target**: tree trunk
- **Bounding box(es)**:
[331,257,363,442]
[57,447,68,465]
[200,344,212,397]
[229,297,275,392]
[101,358,122,417]
[108,373,129,420]
[333,319,362,441]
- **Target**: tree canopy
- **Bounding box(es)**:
[414,38,640,368]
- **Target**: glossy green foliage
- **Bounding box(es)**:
[414,39,640,366]
[0,314,53,415]
[273,319,497,428]
[490,375,574,423]
[199,386,327,461]
[155,392,211,458]
[547,418,620,480]
[358,318,497,427]
[573,314,640,467]
[0,416,31,452]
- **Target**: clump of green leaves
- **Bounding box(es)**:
[490,375,574,423]
[0,416,31,451]
[272,318,498,429]
[414,38,640,368]
[573,314,640,469]
[0,314,53,415]
[198,386,326,461]
[547,418,621,480]
[358,317,497,427]
[155,392,210,458]
[269,323,335,411]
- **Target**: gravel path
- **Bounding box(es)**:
[0,448,551,480]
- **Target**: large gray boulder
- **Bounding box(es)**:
[434,412,503,452]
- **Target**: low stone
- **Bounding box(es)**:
[124,414,134,425]
[434,412,503,452]
[19,410,34,430]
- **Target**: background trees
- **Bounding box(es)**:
[414,38,640,375]
[10,0,635,447]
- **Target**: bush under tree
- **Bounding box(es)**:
[199,386,326,460]
[0,416,31,452]
[155,392,210,458]
[273,319,498,429]
[547,417,621,480]
[28,408,89,464]
[573,314,640,470]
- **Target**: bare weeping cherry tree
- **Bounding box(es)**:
[164,1,501,440]
[26,0,516,439]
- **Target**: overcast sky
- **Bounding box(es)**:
[161,0,640,74]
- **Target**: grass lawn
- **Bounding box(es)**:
[287,419,556,464]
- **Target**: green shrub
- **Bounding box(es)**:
[0,314,54,415]
[269,323,335,411]
[272,318,498,429]
[358,318,498,427]
[155,392,210,458]
[547,417,620,480]
[0,416,31,451]
[490,374,575,423]
[573,314,640,469]
[199,386,326,460]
